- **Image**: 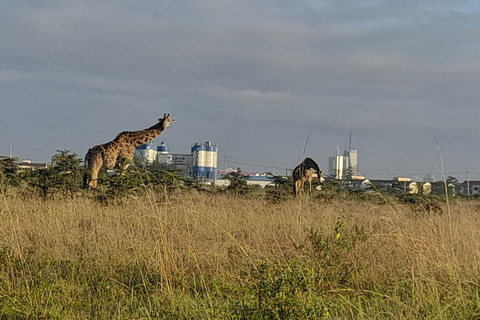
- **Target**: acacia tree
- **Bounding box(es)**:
[0,156,20,187]
[51,150,84,197]
[28,150,84,199]
[225,172,250,196]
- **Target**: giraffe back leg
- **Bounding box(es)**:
[295,179,304,197]
[88,152,104,188]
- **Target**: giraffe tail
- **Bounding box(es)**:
[82,173,89,189]
[83,148,92,189]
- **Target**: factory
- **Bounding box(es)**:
[134,141,218,182]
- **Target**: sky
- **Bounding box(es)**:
[1,0,480,181]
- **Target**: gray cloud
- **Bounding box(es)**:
[1,0,480,180]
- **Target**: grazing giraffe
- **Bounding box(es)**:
[83,113,175,188]
[292,157,322,197]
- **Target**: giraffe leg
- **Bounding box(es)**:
[88,154,103,189]
[116,154,133,175]
[294,180,301,197]
[295,179,304,197]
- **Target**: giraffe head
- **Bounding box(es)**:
[160,113,175,130]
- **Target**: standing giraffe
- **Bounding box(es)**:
[292,157,322,197]
[83,113,175,188]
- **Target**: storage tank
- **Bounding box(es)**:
[204,141,218,180]
[157,142,169,154]
[192,143,207,179]
[135,143,156,164]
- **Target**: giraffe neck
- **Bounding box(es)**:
[118,128,164,147]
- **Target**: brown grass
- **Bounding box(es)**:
[1,189,480,319]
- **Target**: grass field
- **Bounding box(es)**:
[1,188,480,319]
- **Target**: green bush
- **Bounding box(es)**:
[0,156,21,187]
[93,166,188,204]
[25,150,84,200]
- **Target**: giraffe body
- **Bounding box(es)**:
[292,157,322,197]
[84,114,175,188]
[294,168,314,197]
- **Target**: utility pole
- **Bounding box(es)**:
[9,145,13,158]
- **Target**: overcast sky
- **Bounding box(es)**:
[2,0,480,180]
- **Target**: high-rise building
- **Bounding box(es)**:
[343,149,358,176]
[328,130,359,179]
[329,154,345,179]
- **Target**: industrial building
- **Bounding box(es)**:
[134,141,218,182]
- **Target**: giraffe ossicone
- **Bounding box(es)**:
[83,113,175,188]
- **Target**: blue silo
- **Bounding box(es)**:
[157,142,169,154]
[136,143,150,150]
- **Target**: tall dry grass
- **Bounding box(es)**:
[1,188,480,319]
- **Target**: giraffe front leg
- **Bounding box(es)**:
[117,154,133,175]
[89,169,99,188]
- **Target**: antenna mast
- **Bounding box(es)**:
[349,127,352,150]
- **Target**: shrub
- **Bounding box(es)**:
[0,156,21,187]
[25,150,84,200]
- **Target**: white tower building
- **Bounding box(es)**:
[329,145,345,179]
[329,130,360,180]
[343,149,358,176]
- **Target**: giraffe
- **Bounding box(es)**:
[83,113,175,189]
[292,157,322,197]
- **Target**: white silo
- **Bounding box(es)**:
[156,142,170,165]
[204,141,218,180]
[135,143,156,165]
[192,143,207,179]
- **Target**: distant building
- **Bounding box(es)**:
[328,146,358,179]
[343,149,358,176]
[457,181,480,196]
[328,130,359,179]
[215,170,282,188]
[215,174,276,188]
[18,160,48,170]
[134,141,218,182]
[329,153,346,179]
